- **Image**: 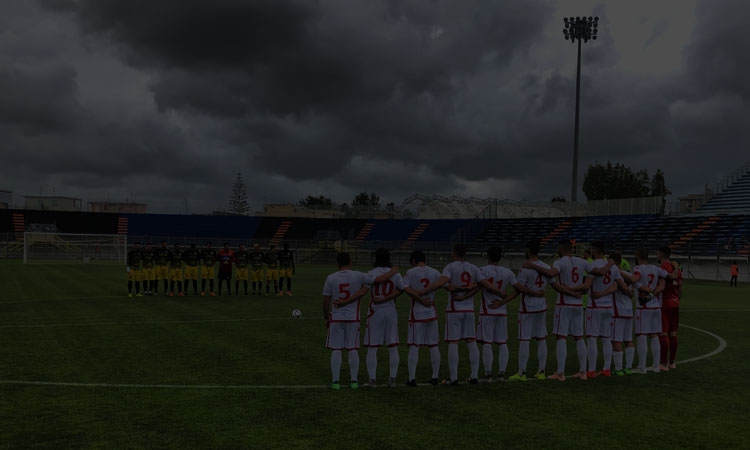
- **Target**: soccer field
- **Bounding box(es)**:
[1,261,749,449]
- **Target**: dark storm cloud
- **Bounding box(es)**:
[669,0,750,193]
[5,0,748,213]
[43,0,555,187]
[683,0,750,101]
[0,63,81,133]
[41,0,316,69]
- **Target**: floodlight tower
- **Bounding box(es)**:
[563,16,598,202]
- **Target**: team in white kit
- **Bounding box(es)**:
[322,240,680,389]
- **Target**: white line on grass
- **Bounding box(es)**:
[0,322,728,390]
[0,317,294,329]
[675,323,727,365]
[681,309,750,313]
[0,313,417,329]
[0,295,125,305]
[0,294,304,305]
[0,380,328,389]
[2,307,747,330]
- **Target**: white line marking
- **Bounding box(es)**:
[0,317,294,329]
[0,313,402,329]
[675,323,727,365]
[0,296,124,305]
[0,380,328,389]
[0,322,727,390]
[680,309,750,313]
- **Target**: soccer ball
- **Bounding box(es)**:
[292,309,302,319]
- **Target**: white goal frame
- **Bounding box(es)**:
[23,232,127,264]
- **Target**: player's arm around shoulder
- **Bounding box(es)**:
[348,285,371,305]
[420,274,449,296]
[402,286,423,302]
[512,278,542,298]
[373,288,403,304]
[587,260,613,276]
[373,266,400,283]
[615,276,632,295]
[653,277,667,297]
[591,281,618,299]
[477,278,506,299]
[494,286,520,307]
[550,280,582,298]
[523,260,559,278]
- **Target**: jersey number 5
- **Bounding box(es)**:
[338,283,351,300]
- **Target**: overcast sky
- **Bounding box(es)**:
[1,0,748,214]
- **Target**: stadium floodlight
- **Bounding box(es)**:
[562,15,598,202]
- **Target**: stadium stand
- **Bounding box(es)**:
[698,163,750,214]
[0,210,120,238]
[471,217,567,253]
[3,207,750,260]
[348,219,485,250]
[418,219,484,246]
[401,194,568,219]
[123,213,262,242]
[558,215,658,249]
[253,218,365,242]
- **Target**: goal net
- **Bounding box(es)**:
[23,232,127,264]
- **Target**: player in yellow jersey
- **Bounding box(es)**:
[278,242,296,296]
[126,242,144,297]
[153,240,172,296]
[169,242,184,297]
[265,244,280,295]
[141,243,157,296]
[200,242,217,296]
[181,243,201,296]
[249,243,265,295]
[234,244,251,295]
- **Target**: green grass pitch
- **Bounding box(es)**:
[1,260,749,449]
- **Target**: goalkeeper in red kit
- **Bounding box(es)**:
[657,246,682,370]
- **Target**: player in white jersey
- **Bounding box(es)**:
[508,239,553,381]
[609,252,636,376]
[523,239,589,381]
[419,243,506,385]
[364,248,407,388]
[401,250,443,386]
[583,240,621,378]
[322,252,398,390]
[474,247,520,382]
[629,248,668,374]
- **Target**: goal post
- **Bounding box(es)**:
[23,232,127,264]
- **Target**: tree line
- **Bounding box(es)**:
[227,173,395,216]
[228,162,671,215]
[297,192,397,214]
[582,162,670,201]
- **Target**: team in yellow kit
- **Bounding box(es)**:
[125,241,295,297]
